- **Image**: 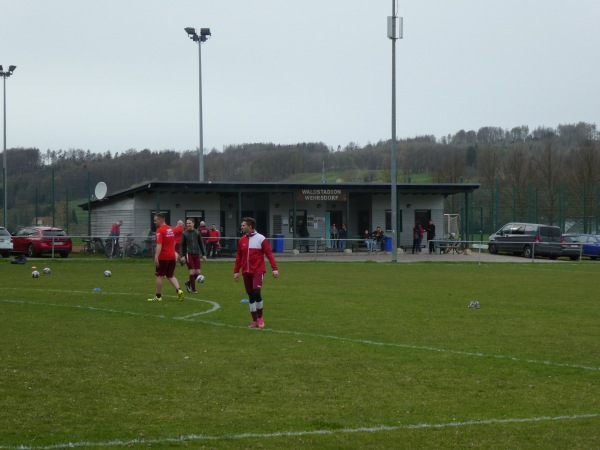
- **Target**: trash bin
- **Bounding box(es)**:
[273,234,284,253]
[385,236,392,252]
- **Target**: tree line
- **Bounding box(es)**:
[1,121,598,231]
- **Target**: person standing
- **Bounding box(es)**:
[179,218,207,294]
[207,223,221,258]
[298,220,310,253]
[412,222,423,254]
[329,223,338,251]
[148,213,185,302]
[338,224,347,252]
[109,219,123,257]
[425,219,436,254]
[234,217,279,329]
[173,220,185,255]
[198,220,210,248]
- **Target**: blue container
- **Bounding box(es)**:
[273,234,284,252]
[385,236,392,252]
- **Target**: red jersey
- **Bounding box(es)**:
[199,226,210,245]
[156,224,176,260]
[110,223,121,236]
[208,228,221,243]
[234,231,278,275]
[173,225,184,244]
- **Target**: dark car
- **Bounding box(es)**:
[487,222,562,259]
[12,227,72,258]
[560,234,582,261]
[574,234,600,260]
[0,226,13,257]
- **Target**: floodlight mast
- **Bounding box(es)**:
[388,3,402,261]
[184,27,211,182]
[1,64,17,228]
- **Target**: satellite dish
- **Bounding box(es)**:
[94,182,107,200]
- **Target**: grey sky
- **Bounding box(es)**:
[1,0,598,154]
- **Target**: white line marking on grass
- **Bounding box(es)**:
[1,298,221,320]
[174,299,220,319]
[2,296,598,373]
[263,328,600,372]
[2,413,598,450]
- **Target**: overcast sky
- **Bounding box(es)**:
[1,0,598,154]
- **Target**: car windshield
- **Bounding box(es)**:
[42,230,66,237]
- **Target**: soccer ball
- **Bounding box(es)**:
[196,274,205,284]
[32,270,40,278]
[43,267,51,275]
[104,270,112,277]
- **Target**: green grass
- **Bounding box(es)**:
[1,258,599,449]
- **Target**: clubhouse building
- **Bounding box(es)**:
[81,181,480,251]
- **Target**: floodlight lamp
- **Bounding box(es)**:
[9,65,16,72]
[200,28,211,36]
[184,27,197,37]
[0,65,3,72]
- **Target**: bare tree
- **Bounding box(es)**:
[534,141,563,225]
[569,140,600,232]
[502,144,533,221]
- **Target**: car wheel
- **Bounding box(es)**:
[549,255,557,260]
[59,251,69,258]
[1,251,9,258]
[570,256,580,261]
[488,243,498,254]
[27,244,37,257]
[523,245,532,258]
[591,256,597,260]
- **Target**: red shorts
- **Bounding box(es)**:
[155,259,176,278]
[185,254,201,270]
[243,272,264,293]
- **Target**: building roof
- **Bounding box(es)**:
[80,180,480,209]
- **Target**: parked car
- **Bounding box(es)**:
[574,234,600,260]
[11,227,72,258]
[487,222,562,259]
[0,226,13,257]
[560,234,582,261]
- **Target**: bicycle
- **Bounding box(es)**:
[442,233,465,254]
[82,237,106,256]
[105,234,143,258]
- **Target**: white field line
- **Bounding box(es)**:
[0,413,598,450]
[2,292,599,373]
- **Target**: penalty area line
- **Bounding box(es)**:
[2,413,598,450]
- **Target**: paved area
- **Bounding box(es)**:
[260,248,565,263]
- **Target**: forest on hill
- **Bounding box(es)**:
[1,121,598,232]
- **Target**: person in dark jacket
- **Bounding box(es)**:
[179,218,207,294]
[425,219,436,254]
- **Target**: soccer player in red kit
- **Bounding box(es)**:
[148,213,185,302]
[234,217,279,328]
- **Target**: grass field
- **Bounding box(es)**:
[1,257,599,449]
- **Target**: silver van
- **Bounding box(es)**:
[488,223,562,259]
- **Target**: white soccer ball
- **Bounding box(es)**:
[43,267,51,275]
[32,270,40,278]
[196,274,205,284]
[104,270,112,277]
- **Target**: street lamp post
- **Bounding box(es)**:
[1,65,16,229]
[184,27,211,182]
